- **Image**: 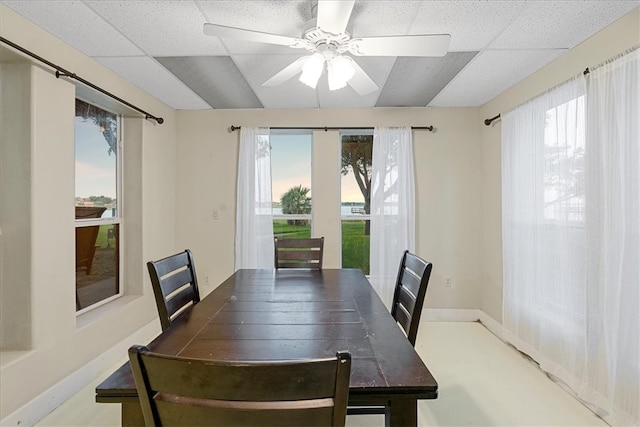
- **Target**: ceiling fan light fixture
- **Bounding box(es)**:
[299,53,325,89]
[327,55,355,91]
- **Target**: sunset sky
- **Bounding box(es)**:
[75,126,365,204]
[270,133,364,204]
[75,117,117,199]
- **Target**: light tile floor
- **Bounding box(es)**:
[36,322,607,427]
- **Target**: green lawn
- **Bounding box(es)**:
[273,220,370,274]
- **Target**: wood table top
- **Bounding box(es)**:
[96,269,438,402]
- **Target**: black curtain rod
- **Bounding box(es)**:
[230,125,434,132]
[484,67,593,126]
[0,37,164,124]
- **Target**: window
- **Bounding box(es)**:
[340,131,372,274]
[270,131,313,239]
[74,99,122,312]
[543,96,586,224]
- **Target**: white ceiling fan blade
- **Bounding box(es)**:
[262,57,309,87]
[204,23,302,47]
[316,0,355,35]
[349,34,451,57]
[347,59,378,96]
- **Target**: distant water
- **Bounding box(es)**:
[272,204,365,216]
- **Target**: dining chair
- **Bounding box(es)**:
[347,250,432,416]
[147,249,200,331]
[128,345,352,427]
[274,236,325,269]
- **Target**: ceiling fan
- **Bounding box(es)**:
[203,0,450,96]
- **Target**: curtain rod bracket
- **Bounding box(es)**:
[484,114,501,126]
[55,70,76,79]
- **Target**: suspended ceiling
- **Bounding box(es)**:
[1,1,638,110]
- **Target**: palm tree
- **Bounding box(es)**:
[281,185,311,225]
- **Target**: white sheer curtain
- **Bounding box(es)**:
[583,47,639,426]
[235,127,274,269]
[502,47,639,426]
[370,127,415,308]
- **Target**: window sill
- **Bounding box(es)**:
[76,294,141,330]
[0,349,32,369]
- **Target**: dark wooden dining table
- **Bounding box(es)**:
[96,268,438,426]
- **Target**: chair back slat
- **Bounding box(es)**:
[159,267,195,297]
[393,302,412,334]
[147,249,200,331]
[390,250,433,346]
[129,345,351,427]
[275,237,324,270]
[153,251,190,277]
[164,288,197,321]
[154,401,335,427]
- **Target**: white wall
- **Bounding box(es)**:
[175,108,484,309]
[478,7,640,323]
[0,5,177,424]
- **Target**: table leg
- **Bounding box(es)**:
[385,398,417,427]
[121,402,145,427]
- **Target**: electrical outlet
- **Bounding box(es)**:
[445,277,453,288]
[212,209,219,220]
[205,276,210,285]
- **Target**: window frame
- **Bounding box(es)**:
[74,98,124,315]
[270,129,313,231]
[339,129,373,275]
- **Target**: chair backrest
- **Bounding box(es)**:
[274,237,325,270]
[128,345,352,427]
[147,249,200,331]
[390,250,433,346]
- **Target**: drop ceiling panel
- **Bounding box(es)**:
[490,1,640,49]
[429,49,566,107]
[197,1,312,37]
[2,0,143,57]
[197,1,314,55]
[376,52,477,107]
[231,54,318,109]
[347,1,422,36]
[157,56,262,109]
[410,1,529,52]
[95,56,210,110]
[85,0,225,57]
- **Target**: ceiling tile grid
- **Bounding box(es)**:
[157,56,262,109]
[2,0,638,110]
[429,49,567,107]
[85,0,226,57]
[409,1,530,52]
[1,0,144,57]
[95,56,210,110]
[490,1,640,49]
[376,52,478,107]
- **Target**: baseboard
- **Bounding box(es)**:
[421,308,506,340]
[1,320,159,427]
[421,308,483,322]
[476,310,506,340]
